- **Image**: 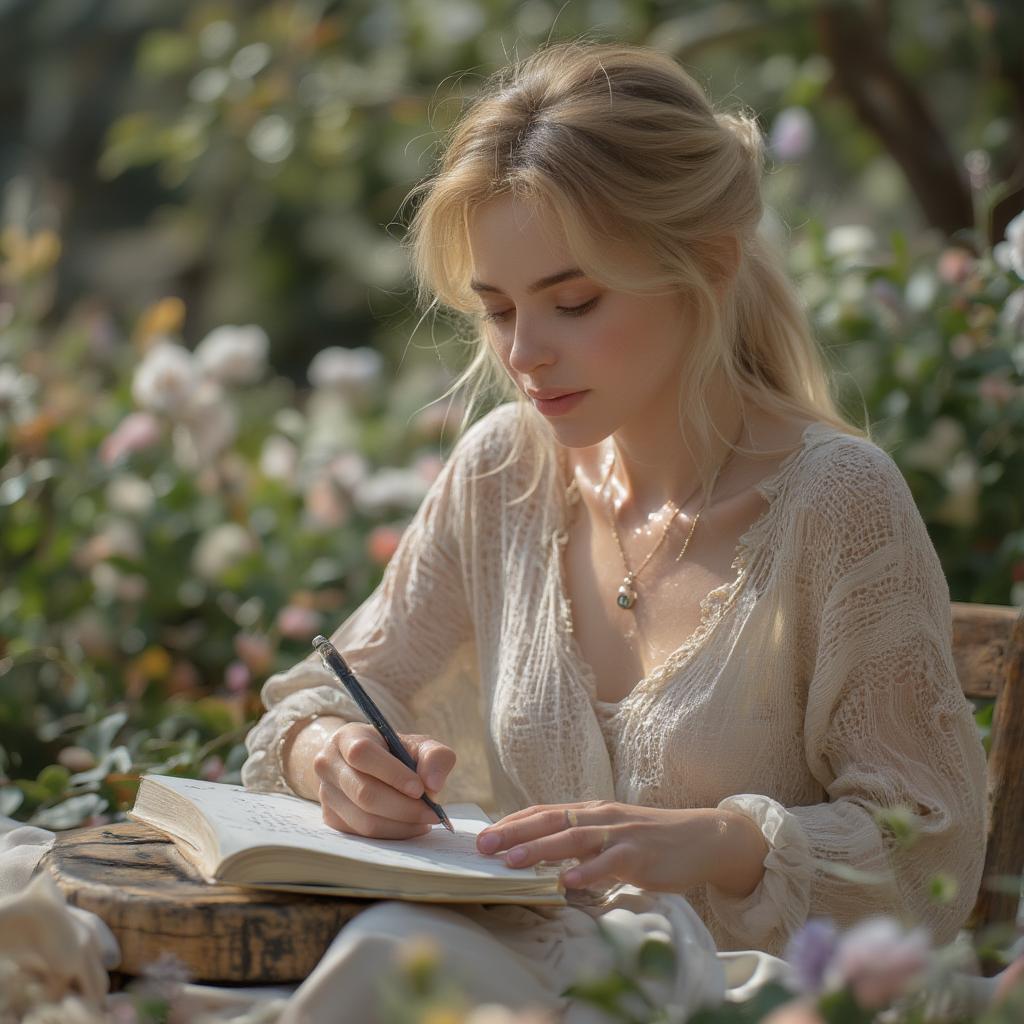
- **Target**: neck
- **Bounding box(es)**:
[599,372,746,528]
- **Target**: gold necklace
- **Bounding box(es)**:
[600,441,737,611]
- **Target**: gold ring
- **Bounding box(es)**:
[600,827,611,854]
[565,808,579,829]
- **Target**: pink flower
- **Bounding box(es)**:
[367,524,405,566]
[234,632,274,674]
[760,995,825,1024]
[100,411,162,466]
[937,247,976,285]
[826,917,931,1011]
[770,107,815,162]
[978,373,1017,407]
[225,659,252,694]
[201,755,225,781]
[276,604,321,640]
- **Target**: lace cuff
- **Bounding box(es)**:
[239,684,358,797]
[706,794,814,950]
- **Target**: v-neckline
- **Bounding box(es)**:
[552,420,839,714]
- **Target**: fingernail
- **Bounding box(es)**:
[403,780,422,798]
[563,869,582,887]
[478,832,499,854]
[506,846,527,866]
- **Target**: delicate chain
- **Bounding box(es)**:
[598,434,739,609]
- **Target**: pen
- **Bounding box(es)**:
[311,635,455,833]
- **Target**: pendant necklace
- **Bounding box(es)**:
[599,439,738,611]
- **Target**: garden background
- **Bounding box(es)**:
[1,0,1022,851]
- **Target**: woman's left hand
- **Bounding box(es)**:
[475,800,769,896]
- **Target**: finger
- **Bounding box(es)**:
[488,802,589,828]
[401,734,456,794]
[501,825,614,870]
[561,844,626,890]
[478,806,582,855]
[334,762,442,825]
[320,779,434,840]
[335,728,425,798]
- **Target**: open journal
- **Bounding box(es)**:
[128,774,567,905]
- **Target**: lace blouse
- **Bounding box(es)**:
[240,401,988,957]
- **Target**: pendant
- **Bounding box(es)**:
[616,578,637,609]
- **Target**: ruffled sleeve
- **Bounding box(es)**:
[239,406,514,802]
[706,439,988,952]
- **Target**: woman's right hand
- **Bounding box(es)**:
[313,721,456,839]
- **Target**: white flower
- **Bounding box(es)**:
[194,324,269,385]
[172,378,238,470]
[104,474,155,517]
[0,363,38,425]
[999,286,1024,337]
[770,107,815,161]
[352,467,429,514]
[936,451,981,528]
[307,345,383,396]
[191,522,257,582]
[260,435,299,483]
[825,225,877,261]
[328,450,371,491]
[598,908,674,973]
[993,210,1024,280]
[131,341,200,415]
[902,416,965,474]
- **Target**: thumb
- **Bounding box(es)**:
[401,734,456,796]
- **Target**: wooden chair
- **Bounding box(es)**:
[952,601,1024,944]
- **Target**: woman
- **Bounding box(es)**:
[240,39,988,1022]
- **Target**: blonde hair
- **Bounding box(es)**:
[399,39,868,507]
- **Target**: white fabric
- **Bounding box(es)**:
[242,401,989,959]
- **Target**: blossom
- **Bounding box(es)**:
[783,917,839,995]
[172,378,239,470]
[824,916,931,1010]
[104,474,156,517]
[225,660,252,694]
[100,411,162,466]
[74,519,144,570]
[0,362,39,426]
[328,449,371,491]
[353,467,430,514]
[937,247,977,285]
[191,522,257,582]
[194,324,270,385]
[367,523,405,566]
[307,345,383,397]
[994,210,1024,280]
[131,341,200,415]
[276,604,321,639]
[770,107,815,162]
[825,225,876,262]
[260,434,299,484]
[303,474,351,529]
[760,995,825,1024]
[234,632,274,674]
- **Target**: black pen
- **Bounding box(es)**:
[311,635,455,833]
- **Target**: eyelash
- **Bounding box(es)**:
[481,298,599,323]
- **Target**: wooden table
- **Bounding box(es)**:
[37,821,368,983]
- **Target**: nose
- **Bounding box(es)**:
[507,319,555,376]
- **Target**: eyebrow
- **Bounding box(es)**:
[468,268,585,296]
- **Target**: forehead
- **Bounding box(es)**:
[466,196,571,266]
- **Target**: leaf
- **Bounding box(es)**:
[637,938,676,979]
[29,793,106,830]
[928,871,959,905]
[37,763,71,797]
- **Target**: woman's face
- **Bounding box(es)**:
[466,195,690,449]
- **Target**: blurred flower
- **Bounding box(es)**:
[328,449,371,491]
[100,411,163,466]
[596,908,673,976]
[307,345,383,397]
[194,324,270,385]
[465,1006,558,1024]
[131,341,200,416]
[260,434,300,484]
[173,379,239,470]
[0,362,39,426]
[234,632,274,675]
[57,746,97,773]
[367,523,405,566]
[134,949,192,1007]
[304,474,351,529]
[994,210,1024,280]
[201,755,225,781]
[994,954,1024,1006]
[937,247,977,285]
[825,225,876,262]
[784,917,839,994]
[63,609,116,661]
[104,474,156,517]
[276,604,322,640]
[75,519,144,570]
[0,226,61,279]
[134,297,185,347]
[225,660,252,694]
[1000,286,1024,336]
[825,916,931,1010]
[353,467,430,514]
[978,372,1018,406]
[936,452,981,528]
[964,148,991,191]
[167,660,203,697]
[191,522,257,582]
[769,107,814,161]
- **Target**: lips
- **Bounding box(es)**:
[526,388,583,400]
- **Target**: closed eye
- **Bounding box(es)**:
[481,297,600,323]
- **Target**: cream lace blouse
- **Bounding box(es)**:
[241,401,988,958]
